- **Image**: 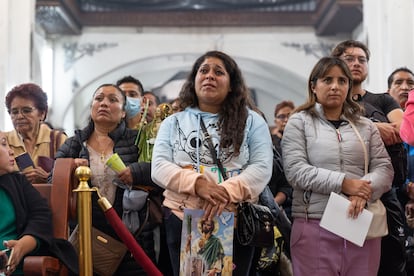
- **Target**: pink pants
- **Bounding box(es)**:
[291,218,381,276]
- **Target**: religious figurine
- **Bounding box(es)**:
[137,103,173,162]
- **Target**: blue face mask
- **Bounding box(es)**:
[125,96,141,118]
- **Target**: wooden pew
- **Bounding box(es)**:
[24,158,78,276]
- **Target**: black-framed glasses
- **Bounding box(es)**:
[342,55,368,64]
[276,114,290,120]
[9,107,36,117]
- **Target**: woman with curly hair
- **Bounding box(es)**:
[151,50,273,276]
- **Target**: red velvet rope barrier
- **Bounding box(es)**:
[103,207,162,275]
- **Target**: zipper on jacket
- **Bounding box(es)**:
[303,190,312,221]
[335,128,342,142]
[335,126,344,171]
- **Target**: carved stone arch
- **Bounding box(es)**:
[62,53,306,131]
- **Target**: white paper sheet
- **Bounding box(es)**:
[320,192,373,247]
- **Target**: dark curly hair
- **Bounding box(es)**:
[179,51,252,156]
[5,83,48,120]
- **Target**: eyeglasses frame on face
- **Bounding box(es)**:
[276,114,290,120]
[341,55,368,65]
[9,107,37,117]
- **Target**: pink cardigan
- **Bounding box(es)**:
[401,90,414,145]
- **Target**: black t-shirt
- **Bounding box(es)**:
[359,91,407,188]
[361,91,400,122]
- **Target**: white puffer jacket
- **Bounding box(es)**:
[282,104,394,219]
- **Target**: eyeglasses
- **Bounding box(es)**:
[276,114,290,120]
[9,107,36,117]
[342,55,368,64]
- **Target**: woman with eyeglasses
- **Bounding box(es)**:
[272,100,295,153]
[5,83,67,183]
[269,101,296,222]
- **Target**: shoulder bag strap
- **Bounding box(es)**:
[348,121,368,174]
[200,118,228,181]
[132,198,150,239]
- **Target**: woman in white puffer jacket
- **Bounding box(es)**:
[282,57,393,276]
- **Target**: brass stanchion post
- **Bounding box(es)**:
[73,166,94,276]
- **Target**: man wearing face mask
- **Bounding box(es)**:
[116,76,144,129]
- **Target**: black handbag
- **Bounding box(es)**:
[259,184,291,258]
[236,201,275,247]
[200,118,275,248]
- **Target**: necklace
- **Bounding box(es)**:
[94,134,113,163]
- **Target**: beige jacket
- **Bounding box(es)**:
[6,123,67,172]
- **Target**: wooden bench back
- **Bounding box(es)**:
[27,158,78,275]
[33,158,78,239]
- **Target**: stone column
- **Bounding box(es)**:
[0,0,34,130]
[363,0,414,93]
